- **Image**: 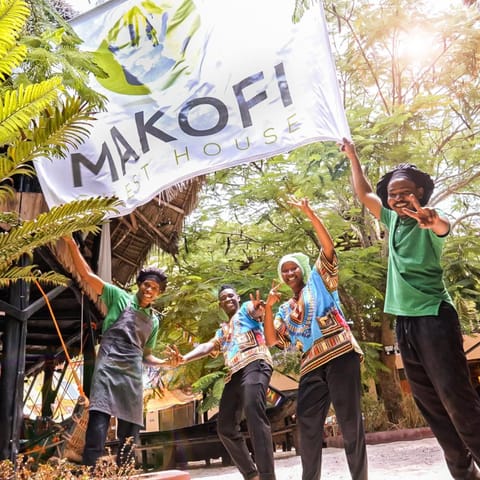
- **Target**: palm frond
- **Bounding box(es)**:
[0,265,70,288]
[0,154,35,179]
[0,77,63,144]
[7,96,97,164]
[0,196,122,270]
[0,43,27,82]
[0,211,20,225]
[0,0,30,48]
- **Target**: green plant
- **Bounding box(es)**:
[0,0,120,287]
[360,395,391,433]
[396,394,428,430]
[191,370,226,414]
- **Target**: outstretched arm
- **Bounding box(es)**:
[144,345,183,367]
[287,196,335,263]
[179,340,217,364]
[63,235,105,296]
[341,138,382,220]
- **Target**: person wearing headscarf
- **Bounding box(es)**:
[264,196,367,480]
[64,235,179,468]
[342,138,480,480]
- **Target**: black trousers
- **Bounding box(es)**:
[217,359,276,480]
[297,350,368,480]
[396,302,480,480]
[82,410,141,467]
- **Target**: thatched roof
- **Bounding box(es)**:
[109,179,203,285]
[0,177,204,378]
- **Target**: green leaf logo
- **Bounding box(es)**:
[93,0,201,96]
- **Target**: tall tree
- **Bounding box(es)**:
[155,0,480,422]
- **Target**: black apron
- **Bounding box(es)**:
[88,304,154,426]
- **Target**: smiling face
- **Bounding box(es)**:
[280,261,305,295]
[387,177,424,217]
[137,279,166,308]
[218,287,241,319]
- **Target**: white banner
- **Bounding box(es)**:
[35,0,350,217]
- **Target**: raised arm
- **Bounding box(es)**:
[63,235,105,296]
[341,138,382,220]
[287,196,335,263]
[264,284,281,347]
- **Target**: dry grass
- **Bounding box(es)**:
[0,444,142,480]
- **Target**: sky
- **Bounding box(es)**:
[67,0,102,16]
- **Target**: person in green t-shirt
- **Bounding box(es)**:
[64,235,179,469]
[341,139,480,480]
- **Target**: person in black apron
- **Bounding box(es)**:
[64,236,178,468]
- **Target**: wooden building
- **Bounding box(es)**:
[395,333,480,393]
[0,177,204,461]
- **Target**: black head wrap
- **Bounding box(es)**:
[136,267,167,286]
[376,163,435,209]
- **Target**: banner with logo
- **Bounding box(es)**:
[34,0,350,217]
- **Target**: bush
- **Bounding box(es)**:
[0,451,140,480]
[360,396,391,433]
[396,394,428,429]
[360,393,428,433]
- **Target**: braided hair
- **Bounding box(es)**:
[376,163,435,209]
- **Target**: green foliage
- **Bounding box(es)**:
[271,347,301,379]
[0,0,119,286]
[0,78,63,145]
[292,0,318,23]
[191,370,226,413]
[0,197,120,272]
[22,0,108,109]
[361,395,391,433]
[397,394,428,429]
[443,233,480,331]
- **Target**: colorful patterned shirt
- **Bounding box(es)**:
[211,301,273,382]
[274,250,362,377]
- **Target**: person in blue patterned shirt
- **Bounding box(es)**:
[179,285,275,480]
[264,196,367,480]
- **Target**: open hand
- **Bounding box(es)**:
[286,195,314,217]
[164,344,184,366]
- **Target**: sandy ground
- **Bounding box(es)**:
[184,437,452,480]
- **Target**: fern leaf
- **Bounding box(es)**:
[0,77,63,144]
[0,196,122,270]
[7,96,97,165]
[0,43,27,81]
[0,265,70,288]
[0,0,30,47]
